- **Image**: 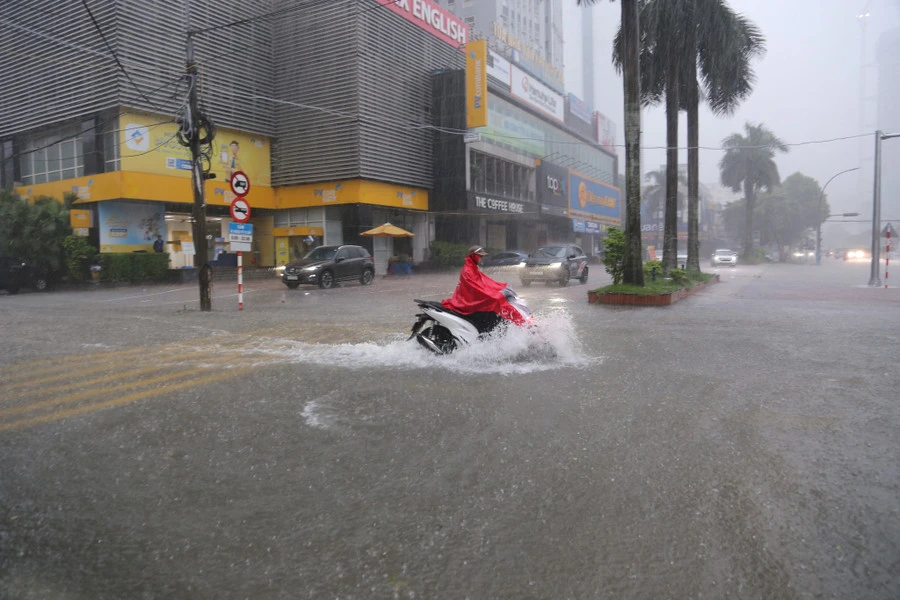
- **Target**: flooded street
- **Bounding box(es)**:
[1,261,898,599]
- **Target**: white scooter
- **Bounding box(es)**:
[408,288,533,354]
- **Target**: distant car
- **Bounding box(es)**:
[481,250,528,269]
[0,255,27,295]
[710,249,738,268]
[281,245,375,289]
[519,244,589,287]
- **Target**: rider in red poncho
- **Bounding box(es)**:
[442,246,527,326]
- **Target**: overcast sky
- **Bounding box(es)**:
[563,0,900,219]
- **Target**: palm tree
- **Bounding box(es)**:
[719,122,788,259]
[613,0,765,273]
[643,167,686,252]
[578,0,644,286]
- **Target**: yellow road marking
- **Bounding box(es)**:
[0,326,286,378]
[2,349,248,393]
[0,368,250,432]
[0,367,201,418]
[0,349,256,410]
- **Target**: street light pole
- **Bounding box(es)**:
[816,167,859,265]
[869,131,900,286]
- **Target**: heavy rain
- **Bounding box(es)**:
[1,0,899,599]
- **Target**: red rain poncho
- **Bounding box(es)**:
[442,255,526,325]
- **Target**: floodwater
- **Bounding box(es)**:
[0,262,898,599]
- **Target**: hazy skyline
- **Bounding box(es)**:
[563,0,900,225]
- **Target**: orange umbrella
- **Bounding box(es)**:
[360,222,414,237]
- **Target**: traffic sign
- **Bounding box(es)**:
[228,222,253,252]
[230,171,250,197]
[230,198,251,223]
[882,223,897,237]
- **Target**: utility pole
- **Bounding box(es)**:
[184,34,212,310]
[869,131,900,286]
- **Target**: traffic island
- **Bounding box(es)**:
[588,274,720,306]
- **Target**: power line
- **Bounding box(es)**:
[79,0,167,112]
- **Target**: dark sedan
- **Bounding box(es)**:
[281,245,375,289]
[481,251,529,269]
[0,255,27,295]
[519,244,589,287]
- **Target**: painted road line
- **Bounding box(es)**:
[0,369,251,432]
[0,325,287,378]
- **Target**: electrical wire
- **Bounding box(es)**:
[79,0,167,112]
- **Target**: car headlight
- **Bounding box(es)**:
[519,261,527,267]
[549,262,562,268]
[303,265,321,272]
[274,265,286,277]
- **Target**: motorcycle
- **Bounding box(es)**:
[408,287,533,355]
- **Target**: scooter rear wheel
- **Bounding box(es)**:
[417,325,457,354]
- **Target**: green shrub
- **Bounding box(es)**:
[668,269,689,284]
[428,241,469,268]
[62,236,97,281]
[600,227,626,284]
[97,253,169,282]
[643,260,663,280]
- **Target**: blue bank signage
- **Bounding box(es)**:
[568,172,621,227]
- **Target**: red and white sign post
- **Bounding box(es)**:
[886,226,892,289]
[230,173,252,310]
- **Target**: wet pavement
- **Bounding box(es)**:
[0,260,897,599]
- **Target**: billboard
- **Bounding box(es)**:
[119,111,271,186]
[594,111,617,153]
[567,94,592,124]
[486,50,511,88]
[536,161,569,209]
[98,201,166,253]
[374,0,467,48]
[568,172,621,227]
[466,39,488,128]
[510,64,564,123]
[480,104,546,156]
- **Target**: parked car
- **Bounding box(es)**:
[281,245,375,289]
[710,249,738,268]
[481,250,528,269]
[519,244,589,287]
[0,255,27,295]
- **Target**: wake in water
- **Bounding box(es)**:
[251,309,596,375]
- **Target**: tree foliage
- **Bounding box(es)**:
[719,122,788,258]
[723,172,827,258]
[601,226,628,284]
[0,189,74,277]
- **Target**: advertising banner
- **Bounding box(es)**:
[536,161,569,209]
[594,111,617,153]
[567,94,592,124]
[492,22,564,92]
[119,111,271,186]
[510,64,564,123]
[98,201,166,253]
[466,39,488,129]
[568,172,621,227]
[486,50,511,88]
[480,105,545,156]
[374,0,467,49]
[276,179,429,211]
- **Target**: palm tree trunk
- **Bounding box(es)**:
[687,87,700,272]
[663,52,679,276]
[743,180,755,259]
[621,0,644,286]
